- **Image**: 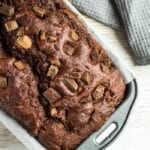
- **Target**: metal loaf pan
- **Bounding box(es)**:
[64,1,138,150]
[0,1,138,150]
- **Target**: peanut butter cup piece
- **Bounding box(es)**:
[70,69,82,79]
[47,65,59,79]
[63,78,78,92]
[69,30,79,41]
[64,43,76,56]
[33,6,46,18]
[49,58,61,67]
[39,31,46,41]
[71,71,81,79]
[50,108,58,117]
[43,88,61,103]
[15,35,32,49]
[0,76,7,88]
[92,85,105,101]
[48,36,57,42]
[14,61,26,70]
[4,20,18,32]
[0,3,14,16]
[81,71,93,84]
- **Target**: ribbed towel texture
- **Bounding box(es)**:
[70,0,150,65]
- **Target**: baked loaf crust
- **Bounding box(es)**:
[0,0,126,149]
[0,39,45,135]
[0,36,6,57]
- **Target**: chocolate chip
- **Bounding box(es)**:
[64,43,76,56]
[0,76,7,88]
[63,78,78,92]
[15,35,32,49]
[92,85,105,101]
[33,6,46,18]
[0,3,14,16]
[14,61,26,70]
[69,30,79,41]
[43,88,61,103]
[81,71,93,84]
[4,20,18,32]
[47,65,59,79]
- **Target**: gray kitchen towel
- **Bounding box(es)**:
[70,0,150,65]
[69,0,122,29]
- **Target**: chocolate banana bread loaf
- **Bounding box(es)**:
[0,0,126,149]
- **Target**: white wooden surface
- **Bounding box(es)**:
[0,17,150,150]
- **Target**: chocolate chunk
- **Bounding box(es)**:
[33,6,46,18]
[69,30,79,41]
[0,76,7,88]
[14,61,26,70]
[16,27,24,37]
[92,85,105,101]
[4,20,18,32]
[90,48,100,64]
[39,63,49,72]
[71,71,81,79]
[64,43,76,56]
[39,31,46,41]
[70,69,82,79]
[47,65,59,79]
[63,78,78,92]
[49,58,61,67]
[81,71,93,84]
[15,35,32,49]
[0,3,14,16]
[50,108,58,117]
[47,36,57,42]
[43,88,61,103]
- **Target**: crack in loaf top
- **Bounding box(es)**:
[0,0,126,149]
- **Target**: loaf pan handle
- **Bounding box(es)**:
[77,79,138,150]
